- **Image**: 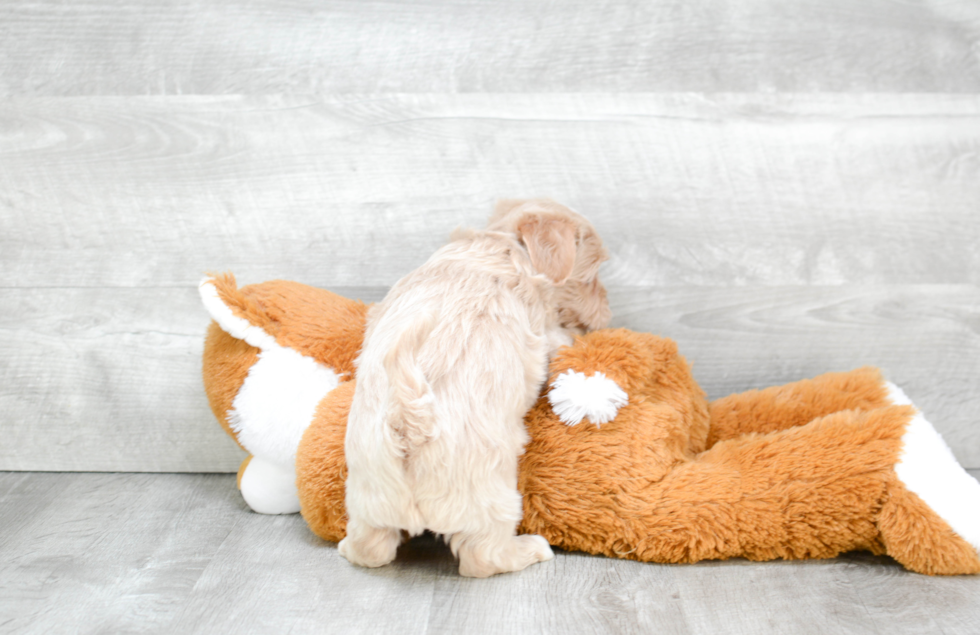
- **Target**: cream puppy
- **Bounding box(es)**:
[339,199,610,577]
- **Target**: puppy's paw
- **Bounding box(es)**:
[457,533,554,578]
[338,525,401,568]
[521,533,555,564]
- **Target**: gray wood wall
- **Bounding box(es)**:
[2,0,978,471]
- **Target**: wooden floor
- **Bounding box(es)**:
[2,0,979,631]
[2,471,979,635]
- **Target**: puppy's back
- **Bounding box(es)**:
[346,231,553,533]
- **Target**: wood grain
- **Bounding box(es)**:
[610,285,980,466]
[1,0,979,96]
[0,285,380,472]
[2,284,977,471]
[1,94,978,288]
[1,472,978,634]
[0,473,246,633]
[0,287,245,472]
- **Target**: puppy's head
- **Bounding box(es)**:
[489,199,611,332]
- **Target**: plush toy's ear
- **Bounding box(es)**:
[548,369,628,426]
[200,273,280,351]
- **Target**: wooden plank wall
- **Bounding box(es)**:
[1,0,978,471]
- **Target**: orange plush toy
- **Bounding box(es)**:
[200,274,980,575]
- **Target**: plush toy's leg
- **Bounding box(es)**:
[707,367,891,447]
[237,455,252,490]
[238,455,302,515]
[876,383,980,575]
[695,389,980,575]
[631,406,911,566]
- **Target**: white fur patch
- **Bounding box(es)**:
[229,345,340,466]
[199,278,278,351]
[548,370,628,426]
[888,382,980,554]
[239,456,302,515]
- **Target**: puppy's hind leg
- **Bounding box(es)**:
[338,517,403,568]
[451,487,554,578]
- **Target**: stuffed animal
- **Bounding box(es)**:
[200,274,980,575]
[200,273,368,514]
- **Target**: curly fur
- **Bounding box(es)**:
[340,200,609,577]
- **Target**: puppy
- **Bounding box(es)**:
[339,199,610,577]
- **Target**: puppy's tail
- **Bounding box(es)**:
[383,314,437,454]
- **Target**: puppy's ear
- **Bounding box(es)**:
[517,215,576,285]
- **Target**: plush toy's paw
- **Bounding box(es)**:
[548,370,628,426]
[239,456,301,514]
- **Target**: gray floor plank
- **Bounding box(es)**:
[1,0,978,96]
[1,94,977,288]
[839,553,980,635]
[424,555,690,635]
[175,523,441,635]
[673,559,862,635]
[0,473,246,634]
[1,473,978,635]
[0,472,70,550]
